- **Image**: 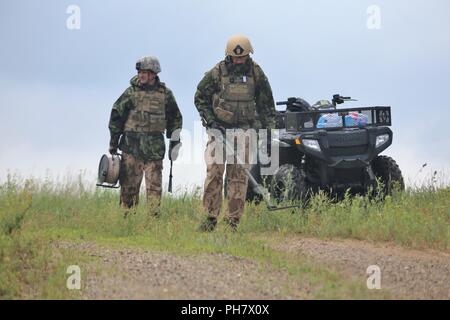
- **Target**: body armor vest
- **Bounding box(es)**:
[124,85,166,133]
[212,62,256,126]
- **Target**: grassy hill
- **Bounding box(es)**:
[1,174,449,299]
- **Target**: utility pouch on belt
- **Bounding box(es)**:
[212,94,236,124]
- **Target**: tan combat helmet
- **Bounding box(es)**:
[225,35,254,57]
[135,56,161,73]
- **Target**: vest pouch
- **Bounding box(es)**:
[148,114,166,133]
[239,101,256,123]
[212,94,236,124]
[124,89,167,133]
[141,98,165,114]
[225,83,253,101]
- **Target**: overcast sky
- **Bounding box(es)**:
[1,0,449,190]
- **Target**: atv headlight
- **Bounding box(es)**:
[302,139,321,152]
[375,134,389,148]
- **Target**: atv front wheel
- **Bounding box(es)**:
[371,155,405,195]
[270,164,309,203]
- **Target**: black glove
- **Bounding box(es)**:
[168,140,181,161]
[109,134,120,155]
[109,144,118,155]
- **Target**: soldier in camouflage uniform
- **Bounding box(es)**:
[108,56,183,214]
[194,35,277,231]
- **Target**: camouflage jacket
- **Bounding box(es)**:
[108,76,183,162]
[194,57,276,129]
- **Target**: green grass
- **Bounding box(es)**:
[241,188,449,249]
[0,178,83,299]
[0,174,449,299]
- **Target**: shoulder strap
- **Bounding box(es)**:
[218,60,228,77]
[156,81,166,96]
[251,61,260,82]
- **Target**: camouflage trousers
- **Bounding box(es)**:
[203,135,251,222]
[119,152,163,211]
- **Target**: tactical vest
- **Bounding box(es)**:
[212,62,256,126]
[124,85,166,133]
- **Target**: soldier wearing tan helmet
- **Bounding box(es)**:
[108,56,183,215]
[194,35,277,231]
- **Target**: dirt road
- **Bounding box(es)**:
[59,242,313,299]
[273,237,449,299]
[58,238,449,299]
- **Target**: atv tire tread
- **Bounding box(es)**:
[371,155,405,195]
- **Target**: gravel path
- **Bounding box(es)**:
[57,238,449,299]
[57,242,314,300]
[272,237,450,299]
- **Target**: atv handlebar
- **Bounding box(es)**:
[332,94,357,106]
[278,95,357,107]
[276,97,298,106]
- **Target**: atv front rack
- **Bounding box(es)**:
[280,106,391,132]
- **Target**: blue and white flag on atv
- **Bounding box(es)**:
[317,113,343,128]
[344,112,369,127]
[317,112,368,128]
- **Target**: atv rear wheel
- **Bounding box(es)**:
[270,164,309,203]
[371,155,405,195]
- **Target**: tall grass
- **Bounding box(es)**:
[241,187,449,249]
[0,173,449,298]
[0,178,50,298]
[2,173,449,250]
[0,175,87,299]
